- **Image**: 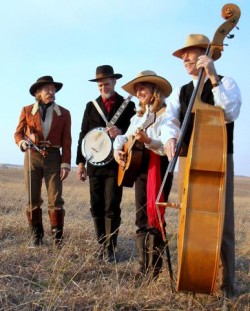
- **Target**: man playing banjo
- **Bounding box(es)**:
[76,65,135,263]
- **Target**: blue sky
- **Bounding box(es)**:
[1,0,249,176]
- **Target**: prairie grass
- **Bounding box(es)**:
[0,166,249,310]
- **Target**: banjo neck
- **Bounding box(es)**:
[107,95,133,127]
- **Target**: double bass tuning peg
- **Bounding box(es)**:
[226,25,239,40]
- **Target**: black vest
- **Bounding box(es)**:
[179,78,234,154]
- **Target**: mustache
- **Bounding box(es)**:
[46,94,55,100]
[184,59,192,64]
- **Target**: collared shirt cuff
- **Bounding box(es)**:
[61,163,71,170]
[144,139,162,150]
[19,140,26,151]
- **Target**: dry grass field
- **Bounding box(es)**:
[0,166,249,311]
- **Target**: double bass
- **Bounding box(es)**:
[156,3,241,294]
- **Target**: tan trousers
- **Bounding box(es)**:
[24,149,64,210]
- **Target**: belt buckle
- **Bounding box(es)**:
[39,140,51,148]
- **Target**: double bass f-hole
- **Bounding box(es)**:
[156,3,241,294]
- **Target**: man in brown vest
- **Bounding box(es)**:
[14,76,71,248]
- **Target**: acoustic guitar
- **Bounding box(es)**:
[117,112,156,187]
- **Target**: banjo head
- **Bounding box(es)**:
[82,127,113,166]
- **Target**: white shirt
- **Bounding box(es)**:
[113,105,168,156]
[161,76,242,144]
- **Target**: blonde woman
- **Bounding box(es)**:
[114,70,173,279]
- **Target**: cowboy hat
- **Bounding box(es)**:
[29,76,63,96]
[172,34,221,60]
[89,65,122,82]
[122,70,172,98]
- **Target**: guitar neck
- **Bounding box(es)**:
[125,111,156,152]
[126,135,137,153]
[107,95,133,127]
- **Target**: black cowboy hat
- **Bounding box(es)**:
[29,76,63,96]
[89,65,122,82]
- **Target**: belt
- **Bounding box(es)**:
[38,144,60,149]
[30,147,60,157]
[33,146,60,155]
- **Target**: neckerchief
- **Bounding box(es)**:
[102,94,116,113]
[39,102,53,121]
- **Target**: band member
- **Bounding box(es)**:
[14,75,71,247]
[162,34,242,297]
[113,70,173,279]
[76,65,135,263]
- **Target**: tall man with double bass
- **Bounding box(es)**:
[162,34,241,297]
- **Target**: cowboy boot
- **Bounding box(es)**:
[135,232,149,279]
[148,231,164,280]
[26,206,44,247]
[92,217,106,260]
[48,209,65,247]
[93,217,106,244]
[103,218,121,263]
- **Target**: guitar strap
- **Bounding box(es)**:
[92,100,108,125]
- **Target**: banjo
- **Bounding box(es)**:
[82,94,133,166]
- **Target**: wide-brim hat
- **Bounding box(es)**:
[89,65,122,82]
[172,34,221,61]
[29,76,63,96]
[122,70,172,98]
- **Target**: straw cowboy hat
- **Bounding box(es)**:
[89,65,122,82]
[172,34,221,60]
[122,70,172,98]
[29,76,63,96]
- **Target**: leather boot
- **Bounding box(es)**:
[93,217,106,244]
[93,217,106,260]
[48,209,65,247]
[103,218,121,263]
[135,232,149,279]
[26,207,44,247]
[148,231,164,280]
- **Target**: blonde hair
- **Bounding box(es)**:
[135,82,166,117]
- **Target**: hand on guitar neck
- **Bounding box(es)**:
[134,128,151,145]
